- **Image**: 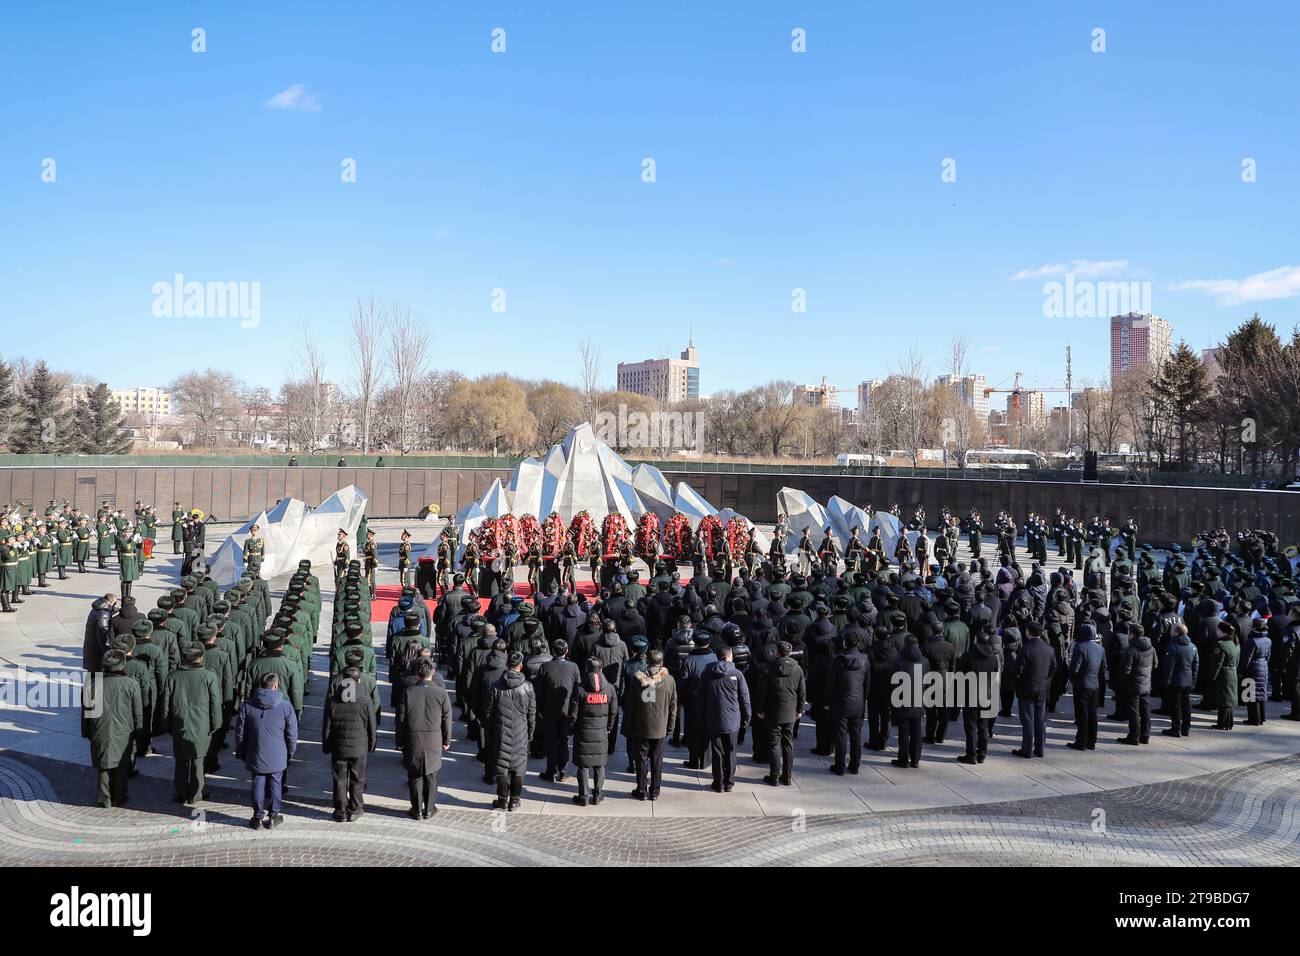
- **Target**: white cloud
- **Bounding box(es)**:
[713,257,736,266]
[1010,259,1130,281]
[264,83,321,113]
[1170,265,1300,305]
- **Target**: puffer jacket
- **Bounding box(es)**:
[484,669,536,776]
[828,649,869,717]
[1117,634,1157,694]
[568,670,618,768]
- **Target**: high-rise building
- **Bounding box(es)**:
[856,379,884,417]
[1006,389,1045,428]
[792,379,840,408]
[616,342,699,403]
[933,373,988,420]
[1110,312,1172,383]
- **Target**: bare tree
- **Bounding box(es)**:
[579,337,603,423]
[350,297,385,453]
[893,347,930,467]
[168,369,241,447]
[386,305,432,454]
[285,324,330,452]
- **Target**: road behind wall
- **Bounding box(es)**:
[1,465,1296,548]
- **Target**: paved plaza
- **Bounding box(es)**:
[2,519,1298,866]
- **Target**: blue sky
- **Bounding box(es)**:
[3,1,1298,404]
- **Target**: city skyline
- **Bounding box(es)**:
[5,5,1298,397]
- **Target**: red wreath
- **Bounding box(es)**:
[469,518,496,557]
[496,514,520,553]
[517,514,540,553]
[698,514,725,563]
[569,511,599,558]
[725,516,750,558]
[635,512,661,559]
[601,512,629,558]
[540,511,567,559]
[662,512,693,560]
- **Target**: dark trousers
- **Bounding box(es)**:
[833,712,863,770]
[1247,701,1266,725]
[686,710,708,766]
[576,765,605,797]
[607,710,621,755]
[633,736,665,796]
[96,760,129,807]
[866,698,891,748]
[812,704,834,752]
[1167,688,1191,735]
[768,721,795,781]
[1018,693,1046,755]
[895,716,922,766]
[1126,691,1150,741]
[750,715,770,761]
[495,772,523,802]
[250,770,283,818]
[331,754,367,816]
[961,707,991,758]
[543,717,569,775]
[924,706,949,743]
[172,736,204,802]
[1073,685,1098,748]
[408,771,438,812]
[709,731,738,787]
[1217,705,1235,729]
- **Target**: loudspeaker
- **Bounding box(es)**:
[1083,450,1098,482]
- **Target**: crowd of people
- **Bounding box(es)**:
[73,495,1300,826]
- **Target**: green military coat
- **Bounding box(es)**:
[81,673,142,769]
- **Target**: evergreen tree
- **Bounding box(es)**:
[1151,341,1206,469]
[10,361,73,453]
[0,357,15,448]
[75,382,133,454]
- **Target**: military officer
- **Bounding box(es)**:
[116,528,140,601]
[55,519,72,580]
[362,529,378,591]
[0,535,19,612]
[96,515,113,569]
[82,650,143,808]
[397,529,413,588]
[334,529,350,591]
[242,523,265,577]
[159,644,222,805]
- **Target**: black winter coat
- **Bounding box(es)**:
[762,656,806,724]
[535,657,581,720]
[395,680,453,775]
[1012,635,1056,699]
[322,682,377,759]
[568,671,618,768]
[828,650,869,717]
[485,670,536,776]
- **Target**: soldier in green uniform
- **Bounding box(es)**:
[242,523,265,577]
[362,529,378,591]
[33,523,53,588]
[334,529,350,591]
[124,620,165,751]
[171,502,185,554]
[245,632,303,717]
[0,535,18,612]
[81,650,143,808]
[55,519,72,580]
[116,529,140,601]
[397,530,413,588]
[96,516,113,569]
[159,644,222,805]
[197,625,236,769]
[16,533,33,596]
